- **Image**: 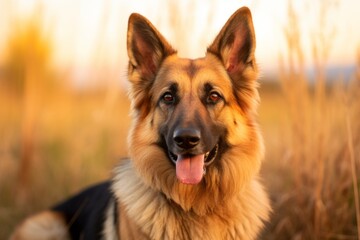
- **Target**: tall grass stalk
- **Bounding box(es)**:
[346,111,360,240]
[346,48,360,240]
[269,0,360,239]
[3,10,55,203]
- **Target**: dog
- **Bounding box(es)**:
[11,6,270,240]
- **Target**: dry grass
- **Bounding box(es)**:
[0,15,130,237]
[260,78,360,239]
[0,1,359,239]
[0,87,131,238]
[259,1,360,239]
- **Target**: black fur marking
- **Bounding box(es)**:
[203,83,213,94]
[168,83,179,95]
[202,83,214,105]
[156,135,173,164]
[52,181,114,240]
[185,60,199,79]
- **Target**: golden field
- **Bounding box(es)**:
[0,1,359,239]
[1,73,359,239]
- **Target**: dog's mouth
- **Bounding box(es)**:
[169,144,218,166]
[168,144,219,185]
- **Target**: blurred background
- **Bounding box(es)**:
[0,0,359,239]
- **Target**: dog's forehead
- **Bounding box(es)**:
[155,54,230,89]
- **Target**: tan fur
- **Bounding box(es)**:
[11,7,270,240]
[10,211,69,240]
[102,201,118,240]
[118,6,271,240]
[112,160,270,240]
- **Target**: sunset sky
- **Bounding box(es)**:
[1,0,359,82]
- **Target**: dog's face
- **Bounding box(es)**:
[126,7,263,214]
[155,56,231,185]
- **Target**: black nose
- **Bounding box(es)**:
[173,128,201,149]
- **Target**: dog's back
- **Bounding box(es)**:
[11,182,115,240]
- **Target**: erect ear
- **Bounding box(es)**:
[127,13,176,83]
[207,7,256,82]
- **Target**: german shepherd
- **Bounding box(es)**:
[12,7,270,240]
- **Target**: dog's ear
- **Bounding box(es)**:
[127,13,176,82]
[207,7,256,82]
[207,7,259,113]
[127,13,176,118]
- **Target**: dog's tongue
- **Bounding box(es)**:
[176,154,205,185]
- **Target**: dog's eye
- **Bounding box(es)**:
[207,91,222,104]
[162,92,175,104]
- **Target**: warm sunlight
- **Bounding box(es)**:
[0,1,359,239]
[1,0,359,83]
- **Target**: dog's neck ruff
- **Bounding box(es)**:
[111,159,270,240]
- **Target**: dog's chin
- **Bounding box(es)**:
[167,144,219,185]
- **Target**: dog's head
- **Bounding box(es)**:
[126,7,263,213]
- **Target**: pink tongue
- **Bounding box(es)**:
[176,154,205,185]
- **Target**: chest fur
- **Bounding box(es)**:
[111,161,269,240]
